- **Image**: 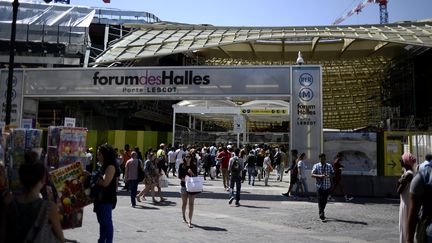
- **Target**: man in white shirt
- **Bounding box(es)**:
[175,145,185,172]
[167,147,176,177]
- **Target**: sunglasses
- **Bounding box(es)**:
[185,156,191,158]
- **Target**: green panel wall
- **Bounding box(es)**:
[143,131,158,152]
[125,130,137,149]
[137,131,145,151]
[167,132,173,147]
[87,130,98,151]
[114,130,126,150]
[158,131,167,147]
[97,130,108,146]
[85,130,172,152]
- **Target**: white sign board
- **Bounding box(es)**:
[233,115,244,133]
[291,66,322,167]
[20,66,291,99]
[21,118,33,129]
[64,117,76,127]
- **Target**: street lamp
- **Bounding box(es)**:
[5,0,19,126]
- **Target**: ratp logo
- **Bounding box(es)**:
[299,88,313,101]
[299,73,313,86]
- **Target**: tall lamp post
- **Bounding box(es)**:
[5,0,19,126]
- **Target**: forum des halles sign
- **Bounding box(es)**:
[0,65,322,160]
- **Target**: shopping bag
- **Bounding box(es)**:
[267,164,273,172]
[210,166,216,178]
[185,176,203,192]
[159,174,169,188]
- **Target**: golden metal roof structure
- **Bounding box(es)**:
[94,21,432,129]
[95,21,432,64]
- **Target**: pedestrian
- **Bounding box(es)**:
[296,152,309,197]
[329,152,353,201]
[418,154,432,171]
[311,153,334,222]
[134,146,143,161]
[0,162,9,243]
[167,147,176,177]
[94,143,120,243]
[217,146,231,191]
[277,145,288,182]
[175,145,185,175]
[179,152,199,228]
[202,147,212,180]
[125,151,139,208]
[263,151,272,186]
[85,147,93,172]
[137,152,166,203]
[407,164,432,243]
[397,152,415,243]
[121,144,132,191]
[157,143,168,177]
[282,149,299,197]
[4,152,64,243]
[245,150,257,186]
[256,148,265,181]
[228,148,243,206]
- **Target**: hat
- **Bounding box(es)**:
[227,145,232,149]
[401,152,416,167]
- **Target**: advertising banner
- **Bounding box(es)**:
[290,66,322,167]
[324,132,377,176]
[49,161,91,229]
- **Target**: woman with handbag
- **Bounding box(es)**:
[4,152,64,243]
[94,144,120,243]
[179,152,199,228]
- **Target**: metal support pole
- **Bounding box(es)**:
[172,111,176,147]
[5,0,19,125]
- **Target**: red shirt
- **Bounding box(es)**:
[217,151,231,169]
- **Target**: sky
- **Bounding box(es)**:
[70,0,432,27]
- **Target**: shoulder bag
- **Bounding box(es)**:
[25,200,61,243]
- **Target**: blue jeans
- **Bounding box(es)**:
[96,203,113,243]
[128,179,138,206]
[229,175,242,203]
[247,166,256,185]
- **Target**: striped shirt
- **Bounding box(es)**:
[311,162,334,190]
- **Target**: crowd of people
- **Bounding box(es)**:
[1,140,431,243]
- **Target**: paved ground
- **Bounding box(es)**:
[64,173,400,243]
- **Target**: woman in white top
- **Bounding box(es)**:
[296,153,309,197]
[263,151,272,186]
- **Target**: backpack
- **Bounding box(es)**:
[246,154,256,167]
[231,158,241,177]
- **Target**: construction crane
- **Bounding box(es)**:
[332,0,388,25]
